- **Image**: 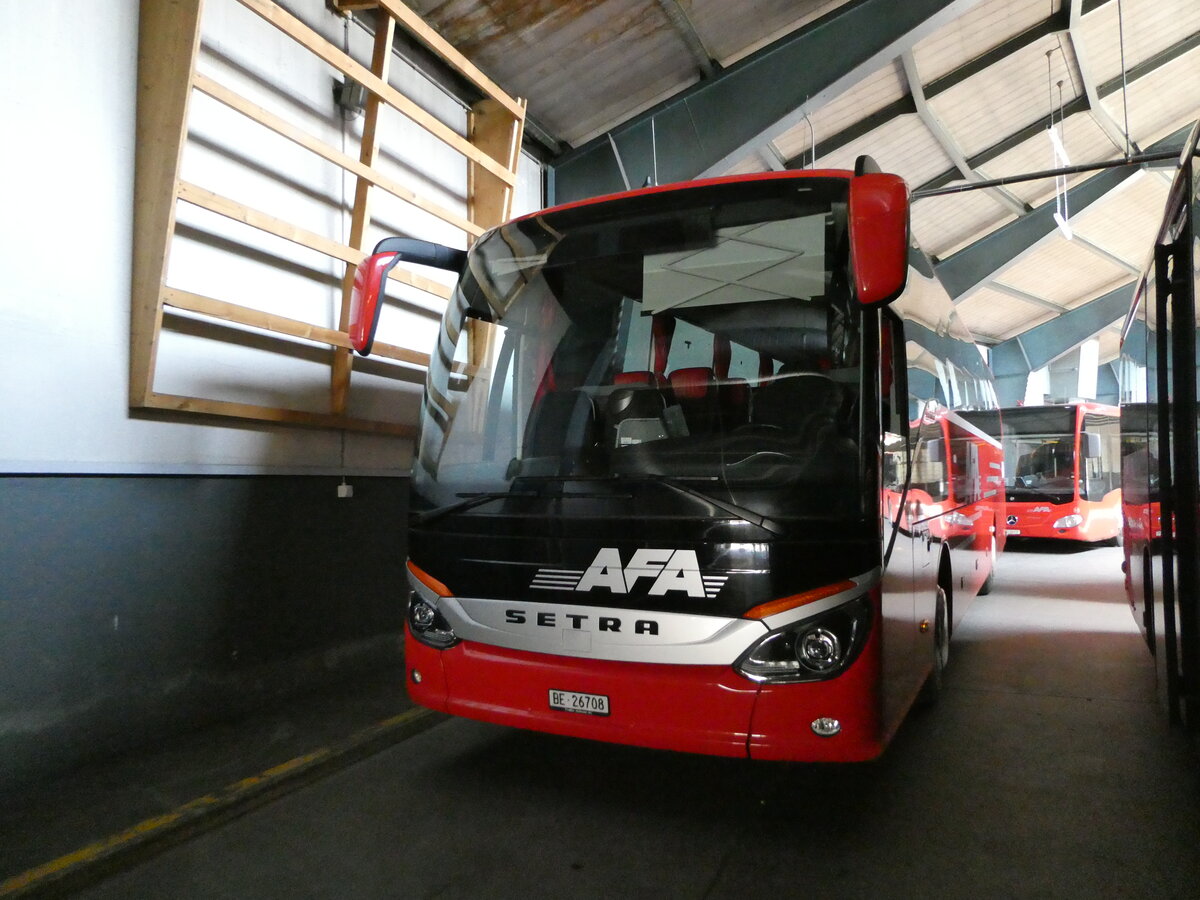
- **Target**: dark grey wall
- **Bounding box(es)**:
[0,475,409,790]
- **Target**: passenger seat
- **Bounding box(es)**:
[669,367,720,433]
[753,371,843,443]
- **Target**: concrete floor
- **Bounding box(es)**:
[6,542,1200,898]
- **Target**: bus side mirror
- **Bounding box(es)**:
[1083,432,1102,459]
[350,237,468,356]
[848,172,910,307]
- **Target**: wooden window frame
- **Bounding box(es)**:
[130,0,526,436]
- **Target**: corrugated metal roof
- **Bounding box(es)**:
[1070,172,1172,265]
[912,0,1058,83]
[956,286,1059,340]
[386,0,1198,372]
[689,0,844,67]
[933,35,1083,158]
[773,61,910,165]
[1080,0,1200,79]
[984,112,1119,205]
[912,188,1017,260]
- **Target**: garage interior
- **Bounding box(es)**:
[1,0,1198,895]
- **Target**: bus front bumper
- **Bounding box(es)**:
[404,628,885,762]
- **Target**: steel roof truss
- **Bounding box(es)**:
[900,51,1028,217]
[1066,0,1135,155]
[548,0,980,203]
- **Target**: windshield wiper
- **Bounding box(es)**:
[521,473,784,535]
[654,476,785,536]
[413,491,539,527]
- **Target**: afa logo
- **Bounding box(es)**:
[531,548,728,599]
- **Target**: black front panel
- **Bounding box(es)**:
[410,485,876,619]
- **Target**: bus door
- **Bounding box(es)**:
[910,412,943,641]
[880,311,919,716]
[1152,190,1200,728]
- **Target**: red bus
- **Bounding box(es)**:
[352,158,1003,761]
[975,403,1122,544]
[889,405,1006,594]
[1119,123,1200,729]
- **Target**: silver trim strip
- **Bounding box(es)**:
[443,596,768,664]
[408,562,880,665]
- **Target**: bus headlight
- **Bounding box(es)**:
[735,596,871,684]
[407,595,459,649]
[1053,514,1083,529]
[797,627,841,671]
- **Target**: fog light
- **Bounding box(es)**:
[811,717,841,737]
[1053,514,1083,529]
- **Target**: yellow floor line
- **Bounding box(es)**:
[0,707,436,897]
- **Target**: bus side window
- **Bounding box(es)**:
[1083,413,1121,499]
[881,310,908,490]
[882,310,907,439]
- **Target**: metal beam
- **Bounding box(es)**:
[920,29,1200,192]
[987,281,1133,404]
[1067,0,1135,156]
[759,142,788,171]
[987,341,1033,407]
[984,282,1066,312]
[785,95,917,169]
[933,124,1194,299]
[924,9,1069,98]
[900,51,1028,217]
[781,9,1066,169]
[1072,233,1141,275]
[1122,318,1151,368]
[655,0,719,79]
[1097,362,1120,405]
[934,163,1134,298]
[919,96,1091,192]
[915,146,1183,198]
[1095,28,1200,97]
[548,0,982,203]
[997,281,1135,371]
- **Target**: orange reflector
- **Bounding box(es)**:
[743,580,857,620]
[407,560,451,597]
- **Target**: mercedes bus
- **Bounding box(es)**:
[968,403,1121,544]
[351,158,1004,761]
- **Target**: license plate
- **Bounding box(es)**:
[549,689,609,716]
[1005,529,1020,535]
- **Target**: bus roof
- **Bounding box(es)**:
[519,169,856,224]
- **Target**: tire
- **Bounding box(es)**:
[917,586,950,709]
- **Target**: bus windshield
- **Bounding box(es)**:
[1000,407,1077,503]
[414,178,868,524]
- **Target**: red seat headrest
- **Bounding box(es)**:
[615,371,668,389]
[669,367,713,400]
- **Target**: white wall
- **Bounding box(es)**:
[0,0,541,475]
